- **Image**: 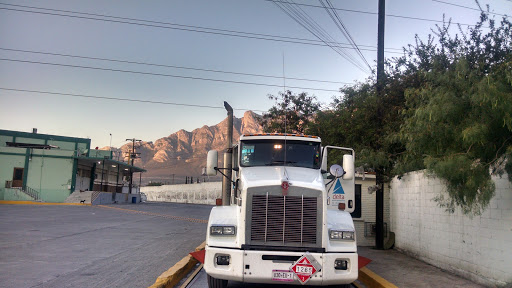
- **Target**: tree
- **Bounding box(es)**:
[260,11,511,216]
[396,14,512,215]
[259,90,321,134]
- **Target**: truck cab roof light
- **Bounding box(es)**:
[242,133,319,138]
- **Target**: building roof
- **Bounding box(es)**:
[0,129,91,144]
[76,157,146,173]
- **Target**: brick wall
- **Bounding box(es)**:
[390,170,512,286]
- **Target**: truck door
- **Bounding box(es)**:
[321,146,355,213]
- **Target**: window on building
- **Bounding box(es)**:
[350,184,361,218]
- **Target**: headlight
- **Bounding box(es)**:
[329,229,354,241]
[210,225,236,236]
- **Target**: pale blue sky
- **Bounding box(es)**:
[0,0,509,148]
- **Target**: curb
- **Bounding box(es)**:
[358,267,397,288]
[0,200,91,206]
[149,241,206,288]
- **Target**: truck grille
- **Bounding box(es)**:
[250,194,318,245]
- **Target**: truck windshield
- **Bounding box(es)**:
[240,139,321,169]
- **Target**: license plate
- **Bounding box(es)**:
[272,270,294,282]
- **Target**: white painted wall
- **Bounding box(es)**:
[141,182,221,205]
[389,170,512,287]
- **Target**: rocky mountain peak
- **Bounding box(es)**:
[114,111,263,181]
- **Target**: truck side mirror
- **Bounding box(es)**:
[206,150,218,176]
[329,164,344,178]
[342,154,354,180]
[321,147,327,172]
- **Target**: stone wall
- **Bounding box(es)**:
[389,171,512,287]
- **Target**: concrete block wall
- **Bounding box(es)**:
[92,192,140,204]
[390,171,512,286]
[141,182,221,205]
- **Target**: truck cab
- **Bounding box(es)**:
[204,133,358,287]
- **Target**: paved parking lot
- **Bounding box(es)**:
[0,202,211,288]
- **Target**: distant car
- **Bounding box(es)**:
[140,192,147,202]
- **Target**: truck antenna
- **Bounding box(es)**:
[283,53,289,180]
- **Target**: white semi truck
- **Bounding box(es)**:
[204,133,358,287]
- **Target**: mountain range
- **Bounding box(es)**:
[108,111,262,184]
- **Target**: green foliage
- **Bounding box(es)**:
[260,11,512,216]
[396,14,512,215]
[309,75,408,180]
[259,90,320,134]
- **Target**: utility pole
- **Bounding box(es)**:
[222,102,233,206]
[375,0,386,250]
[125,138,142,194]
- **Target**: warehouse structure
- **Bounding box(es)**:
[0,129,144,203]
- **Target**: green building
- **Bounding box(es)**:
[0,129,144,203]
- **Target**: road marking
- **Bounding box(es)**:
[0,200,91,206]
[96,205,208,223]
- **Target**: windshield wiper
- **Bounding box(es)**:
[265,161,297,166]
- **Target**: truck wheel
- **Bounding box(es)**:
[207,274,228,288]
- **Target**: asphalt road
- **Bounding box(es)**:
[0,202,212,288]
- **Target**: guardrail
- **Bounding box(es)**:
[8,184,41,201]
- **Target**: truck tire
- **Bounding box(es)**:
[207,274,228,288]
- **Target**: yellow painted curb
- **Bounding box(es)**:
[358,267,397,288]
[148,241,206,288]
[0,200,91,206]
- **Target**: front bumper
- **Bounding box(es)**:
[204,246,358,286]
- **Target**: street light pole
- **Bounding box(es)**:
[125,138,141,194]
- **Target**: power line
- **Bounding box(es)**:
[0,47,350,84]
[0,87,268,112]
[432,0,511,18]
[264,0,477,26]
[321,0,372,72]
[0,3,403,54]
[0,58,341,92]
[273,0,371,73]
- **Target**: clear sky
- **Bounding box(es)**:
[0,0,510,148]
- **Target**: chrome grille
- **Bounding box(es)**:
[250,194,317,245]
